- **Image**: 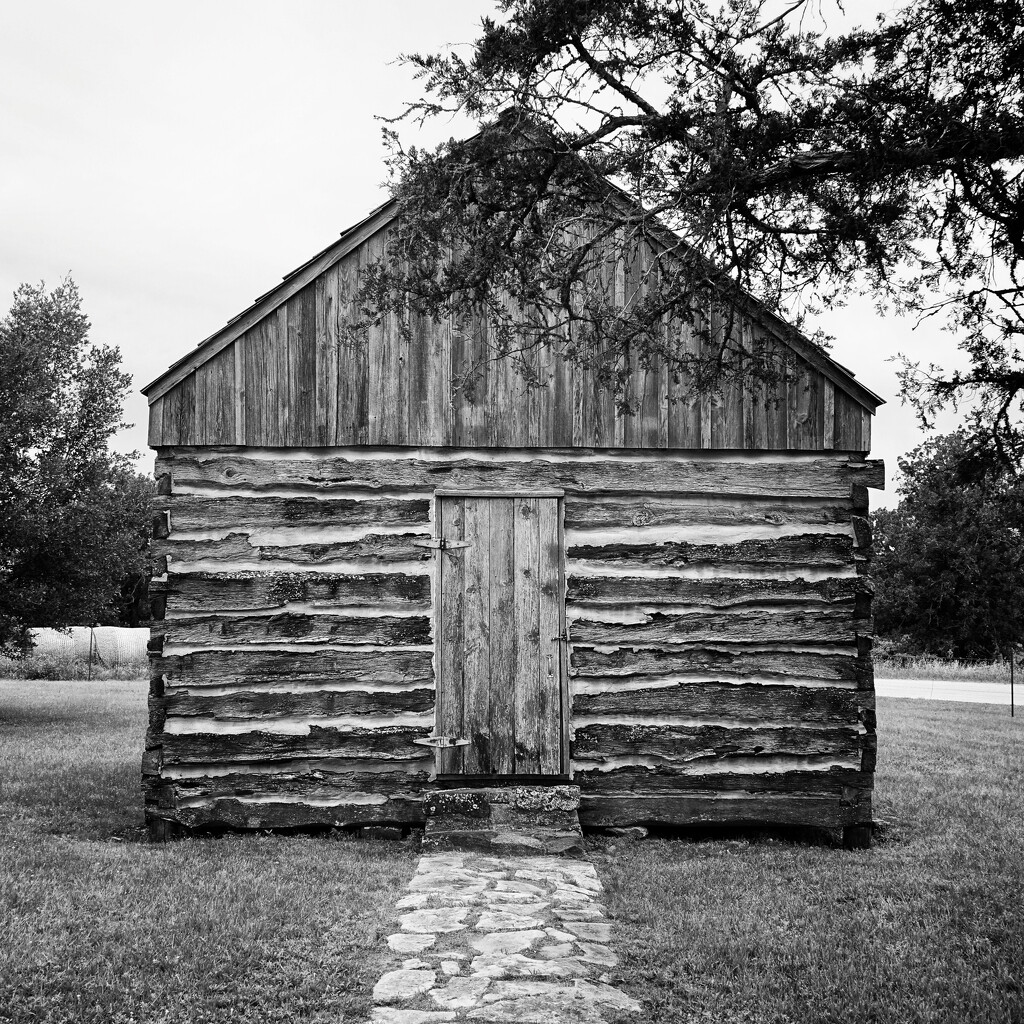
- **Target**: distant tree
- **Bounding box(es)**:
[0,278,151,655]
[872,429,1024,659]
[367,0,1024,457]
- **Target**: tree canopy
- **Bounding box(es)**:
[0,279,152,655]
[872,428,1024,659]
[366,0,1024,454]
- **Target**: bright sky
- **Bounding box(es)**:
[0,0,966,507]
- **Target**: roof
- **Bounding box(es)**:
[142,196,883,412]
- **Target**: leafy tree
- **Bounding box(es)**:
[0,279,152,655]
[872,429,1024,659]
[366,0,1024,454]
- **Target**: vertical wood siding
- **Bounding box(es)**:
[145,447,881,834]
[148,229,877,451]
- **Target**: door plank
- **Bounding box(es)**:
[462,498,492,773]
[537,498,564,773]
[438,498,466,774]
[513,498,542,772]
[488,499,517,773]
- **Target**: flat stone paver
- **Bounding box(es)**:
[361,851,641,1022]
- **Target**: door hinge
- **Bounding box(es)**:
[411,537,472,551]
[413,734,471,749]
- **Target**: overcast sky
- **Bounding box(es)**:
[0,0,966,507]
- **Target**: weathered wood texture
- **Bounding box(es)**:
[436,495,565,775]
[149,226,878,451]
[146,445,878,835]
[157,448,883,498]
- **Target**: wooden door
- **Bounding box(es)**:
[436,493,566,776]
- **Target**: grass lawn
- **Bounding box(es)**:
[2,682,1021,1024]
[596,696,1024,1024]
[0,678,416,1024]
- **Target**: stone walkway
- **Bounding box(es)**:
[363,851,641,1023]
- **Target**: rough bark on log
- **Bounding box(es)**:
[573,764,872,795]
[165,494,430,531]
[571,723,863,763]
[571,645,864,683]
[154,532,431,566]
[570,607,865,647]
[568,533,854,568]
[160,726,427,764]
[572,680,873,723]
[567,575,868,607]
[158,450,884,499]
[170,768,433,801]
[159,612,431,647]
[165,687,435,719]
[156,571,429,611]
[563,496,853,530]
[172,796,425,830]
[155,648,434,688]
[577,792,870,830]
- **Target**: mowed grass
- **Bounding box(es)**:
[0,679,416,1024]
[3,682,1022,1024]
[595,697,1024,1024]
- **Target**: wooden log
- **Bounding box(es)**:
[572,681,873,724]
[574,764,872,796]
[571,645,863,683]
[146,816,185,842]
[157,571,430,611]
[570,607,865,647]
[571,723,862,763]
[577,792,870,830]
[568,533,854,569]
[852,515,872,550]
[154,649,433,688]
[154,532,431,567]
[172,795,425,830]
[165,495,430,531]
[563,496,853,530]
[149,694,166,733]
[165,687,435,719]
[159,450,885,499]
[567,575,868,607]
[152,511,170,540]
[160,612,431,647]
[843,823,873,849]
[160,726,427,764]
[170,768,432,801]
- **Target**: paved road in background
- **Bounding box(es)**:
[875,678,1014,705]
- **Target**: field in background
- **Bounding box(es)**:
[0,654,149,680]
[875,654,1013,682]
[1,679,1020,1023]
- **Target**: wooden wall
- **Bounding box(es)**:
[148,227,875,451]
[145,446,881,836]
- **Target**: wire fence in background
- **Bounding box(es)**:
[29,627,149,666]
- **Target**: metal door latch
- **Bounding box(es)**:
[411,538,472,551]
[413,734,471,748]
[550,630,570,642]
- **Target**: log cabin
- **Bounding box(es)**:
[142,197,884,847]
